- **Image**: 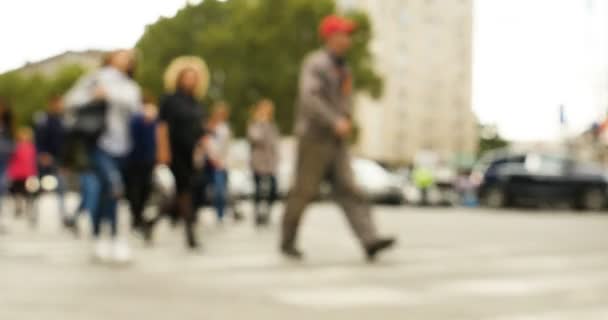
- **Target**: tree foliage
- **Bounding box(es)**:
[478,125,510,157]
[0,65,86,125]
[135,0,382,136]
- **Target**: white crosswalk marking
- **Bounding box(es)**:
[1,203,608,319]
[274,287,416,308]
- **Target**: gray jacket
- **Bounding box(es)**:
[294,49,353,140]
[248,121,280,175]
[64,67,142,157]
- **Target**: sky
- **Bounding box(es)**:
[0,0,606,142]
[473,0,608,141]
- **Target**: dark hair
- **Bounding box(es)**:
[0,98,15,138]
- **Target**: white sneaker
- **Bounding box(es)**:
[93,239,111,263]
[112,240,132,264]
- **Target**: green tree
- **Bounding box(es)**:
[135,0,382,136]
[478,125,510,157]
[0,65,86,125]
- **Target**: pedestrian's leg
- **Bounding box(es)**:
[268,174,278,210]
[330,149,377,248]
[91,150,118,238]
[138,164,154,224]
[91,193,104,238]
[0,163,6,220]
[126,164,145,229]
[213,170,227,223]
[281,139,330,253]
[177,192,198,249]
[55,171,68,223]
[253,173,263,223]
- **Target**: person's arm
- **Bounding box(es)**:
[219,126,232,168]
[103,79,142,113]
[63,74,96,109]
[156,122,171,165]
[247,123,264,146]
[156,98,172,165]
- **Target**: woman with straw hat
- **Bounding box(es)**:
[155,56,209,250]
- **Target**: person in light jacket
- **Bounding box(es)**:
[64,49,142,263]
[248,99,280,226]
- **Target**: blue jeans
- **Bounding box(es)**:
[77,172,101,216]
[212,169,228,221]
[91,148,125,238]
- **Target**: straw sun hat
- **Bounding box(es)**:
[163,56,210,99]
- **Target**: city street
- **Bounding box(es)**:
[1,198,608,320]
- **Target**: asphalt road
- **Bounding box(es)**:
[1,196,608,320]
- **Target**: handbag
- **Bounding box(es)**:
[60,99,107,171]
[70,99,108,140]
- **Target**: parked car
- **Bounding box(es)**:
[231,158,405,204]
[475,152,608,211]
[352,158,405,204]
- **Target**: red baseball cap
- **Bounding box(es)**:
[319,15,357,40]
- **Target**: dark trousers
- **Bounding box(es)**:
[168,149,199,247]
[253,173,277,218]
[125,161,154,228]
[282,136,377,249]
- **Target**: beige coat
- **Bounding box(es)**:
[248,121,280,175]
[294,49,353,140]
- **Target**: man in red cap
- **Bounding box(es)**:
[281,15,396,262]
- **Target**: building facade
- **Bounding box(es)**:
[339,0,478,165]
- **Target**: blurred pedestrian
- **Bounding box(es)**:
[207,102,233,224]
[33,96,69,226]
[281,15,396,261]
[0,98,14,228]
[247,99,280,226]
[156,56,209,250]
[413,166,434,206]
[8,127,37,221]
[125,96,158,238]
[64,49,142,262]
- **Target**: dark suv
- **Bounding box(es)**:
[474,152,608,211]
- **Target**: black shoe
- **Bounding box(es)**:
[187,231,200,250]
[255,215,265,227]
[142,222,155,246]
[281,245,304,260]
[187,239,204,255]
[365,237,396,262]
[233,210,245,222]
[63,218,79,237]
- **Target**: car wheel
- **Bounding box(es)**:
[483,186,508,209]
[579,188,605,211]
